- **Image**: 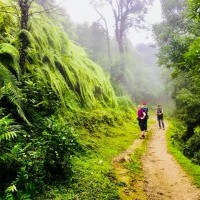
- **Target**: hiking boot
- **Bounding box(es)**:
[140,135,145,139]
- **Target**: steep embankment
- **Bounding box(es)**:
[0,1,123,199]
[0,0,117,111]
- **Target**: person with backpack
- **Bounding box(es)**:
[141,102,149,132]
[137,104,146,139]
[156,105,165,130]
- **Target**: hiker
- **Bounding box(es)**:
[141,102,149,132]
[156,105,165,130]
[137,105,146,139]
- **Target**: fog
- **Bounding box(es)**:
[55,0,172,106]
[62,0,163,45]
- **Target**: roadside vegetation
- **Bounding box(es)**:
[38,107,140,200]
[153,0,200,168]
[166,121,200,187]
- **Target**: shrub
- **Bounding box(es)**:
[0,115,82,199]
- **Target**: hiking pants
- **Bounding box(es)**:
[139,119,146,131]
[157,115,164,129]
[143,118,148,131]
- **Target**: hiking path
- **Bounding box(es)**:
[112,120,200,200]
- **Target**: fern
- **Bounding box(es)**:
[6,184,17,192]
[0,63,30,124]
[0,43,21,79]
[27,6,117,108]
[0,131,17,141]
[0,116,20,142]
[0,0,118,110]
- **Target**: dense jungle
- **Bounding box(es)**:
[0,0,200,199]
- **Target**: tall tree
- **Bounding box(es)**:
[153,0,187,69]
[91,0,153,84]
[90,1,113,67]
[92,0,153,54]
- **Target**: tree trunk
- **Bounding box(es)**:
[18,0,30,74]
[115,20,124,55]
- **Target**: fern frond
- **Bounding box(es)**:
[0,43,21,79]
[5,183,17,192]
[0,116,20,142]
[6,83,31,125]
[0,131,17,142]
[0,62,19,87]
[0,63,30,124]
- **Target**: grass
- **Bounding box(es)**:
[122,145,148,200]
[119,118,154,200]
[38,108,142,199]
[68,121,140,200]
[166,121,200,187]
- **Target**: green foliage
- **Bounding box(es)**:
[0,43,20,79]
[20,74,61,121]
[0,43,28,123]
[61,110,137,200]
[27,12,117,109]
[63,106,135,140]
[0,116,21,197]
[167,121,200,186]
[176,87,200,120]
[0,116,81,199]
[153,0,200,164]
[184,37,200,68]
[188,0,200,21]
[126,141,148,175]
[32,106,139,200]
[184,126,200,164]
[0,116,20,142]
[0,0,117,114]
[116,96,135,112]
[69,157,119,200]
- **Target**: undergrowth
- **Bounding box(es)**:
[36,107,140,200]
[166,121,200,187]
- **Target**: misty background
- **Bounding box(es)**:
[54,0,171,106]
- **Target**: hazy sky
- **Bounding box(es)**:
[62,0,162,45]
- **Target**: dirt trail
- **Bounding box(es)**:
[112,121,200,200]
[143,122,200,200]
